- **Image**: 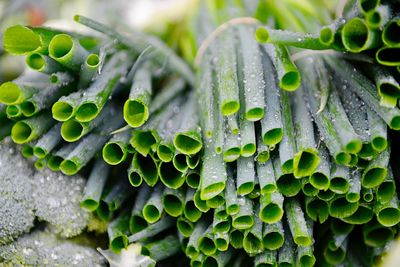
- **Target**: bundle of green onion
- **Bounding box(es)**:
[1,0,400,266]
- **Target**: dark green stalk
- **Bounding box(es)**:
[162,187,185,217]
[279,90,296,173]
[236,156,255,195]
[225,167,239,215]
[292,88,320,178]
[123,63,152,128]
[278,227,295,267]
[346,169,361,203]
[341,18,381,52]
[274,156,301,197]
[262,44,301,91]
[143,184,164,223]
[329,195,359,219]
[376,167,395,204]
[184,188,202,222]
[141,235,181,261]
[129,216,174,242]
[198,225,217,256]
[260,51,283,147]
[80,159,110,212]
[186,219,208,258]
[310,143,330,190]
[25,53,65,74]
[243,205,263,255]
[47,142,76,171]
[305,196,329,223]
[129,185,150,233]
[259,190,284,224]
[11,112,53,144]
[329,164,350,194]
[375,193,400,227]
[382,17,400,47]
[257,159,277,195]
[78,53,101,89]
[363,219,395,247]
[362,147,389,188]
[33,123,62,159]
[102,130,131,165]
[185,169,200,189]
[341,203,374,224]
[232,196,254,230]
[107,210,130,253]
[285,197,313,247]
[177,216,194,237]
[262,221,284,250]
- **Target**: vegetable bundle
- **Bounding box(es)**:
[1,0,400,266]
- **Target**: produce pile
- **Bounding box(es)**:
[1,0,400,266]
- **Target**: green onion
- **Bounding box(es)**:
[259,190,284,224]
[197,57,214,138]
[25,53,65,74]
[232,196,254,230]
[216,29,240,116]
[301,58,351,165]
[162,187,185,217]
[206,193,225,209]
[78,53,101,89]
[329,195,359,219]
[363,219,395,247]
[341,203,374,224]
[141,235,180,261]
[34,157,47,170]
[367,109,387,153]
[3,25,62,55]
[47,142,76,171]
[237,26,265,121]
[60,131,110,175]
[184,189,202,222]
[359,0,379,13]
[198,225,217,256]
[323,239,347,265]
[74,15,195,85]
[305,197,329,223]
[108,210,130,253]
[346,170,361,203]
[327,59,400,130]
[21,143,34,158]
[376,167,395,204]
[255,133,270,163]
[80,159,110,212]
[301,177,318,197]
[143,184,164,223]
[317,189,335,202]
[279,90,296,173]
[243,204,263,254]
[256,27,331,50]
[261,53,283,147]
[33,123,62,158]
[102,131,131,165]
[310,144,330,190]
[382,17,400,47]
[229,228,244,249]
[123,64,152,128]
[103,177,133,211]
[363,188,374,202]
[173,94,202,155]
[375,194,400,227]
[292,88,320,178]
[95,201,113,222]
[327,89,362,154]
[262,221,284,250]
[254,250,276,267]
[177,216,194,237]
[262,44,301,91]
[0,78,43,106]
[5,105,22,119]
[236,156,255,195]
[48,34,89,71]
[278,228,295,267]
[329,164,350,194]
[172,151,189,172]
[297,245,316,267]
[130,152,158,187]
[193,190,210,213]
[285,197,313,247]
[52,91,81,121]
[129,216,174,242]
[214,232,230,251]
[329,219,354,250]
[257,159,277,195]
[202,250,233,266]
[129,185,150,234]
[185,169,200,189]
[200,141,227,200]
[186,219,208,258]
[11,112,53,144]
[341,17,381,52]
[186,152,201,170]
[159,161,185,189]
[366,5,391,29]
[74,53,130,123]
[213,208,231,234]
[225,167,239,215]
[376,46,400,66]
[274,156,301,197]
[368,64,400,108]
[362,148,389,188]
[223,121,241,162]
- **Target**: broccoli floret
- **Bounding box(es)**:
[0,229,107,266]
[0,195,34,245]
[0,139,90,243]
[32,169,90,238]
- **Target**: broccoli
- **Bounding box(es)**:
[0,229,106,266]
[0,139,90,243]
